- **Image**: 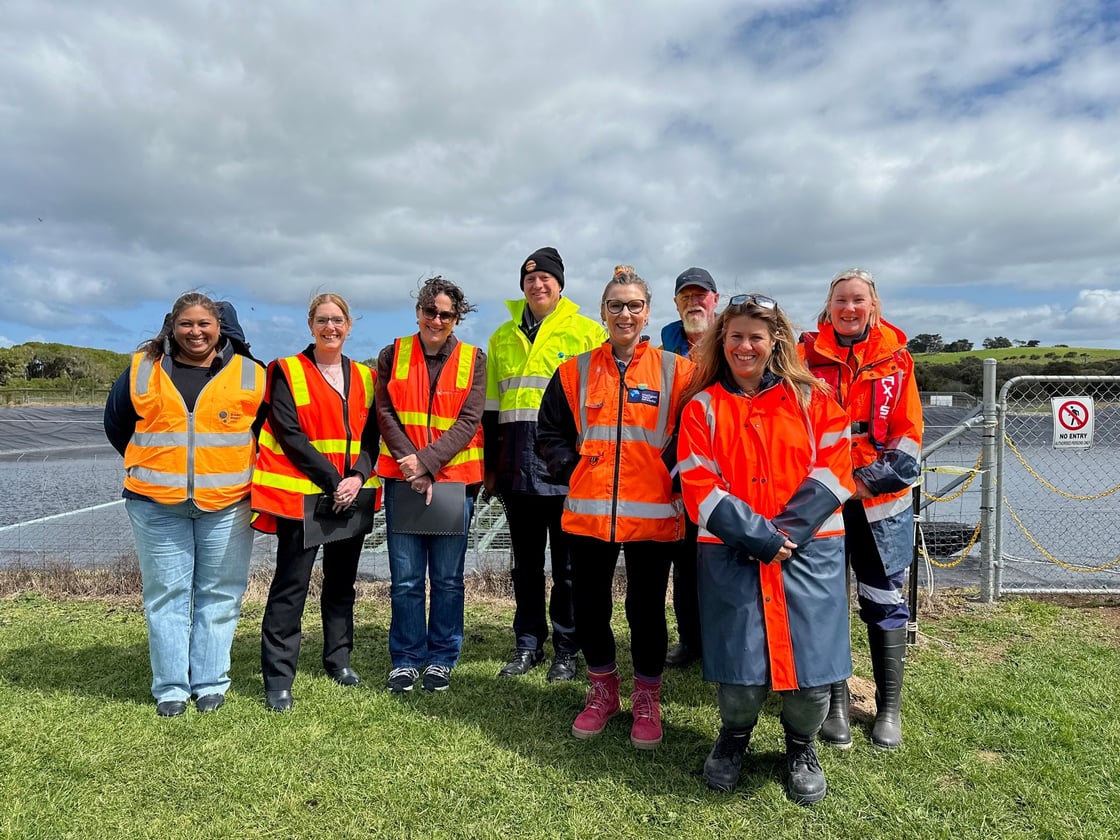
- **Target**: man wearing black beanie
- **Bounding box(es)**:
[484,247,604,681]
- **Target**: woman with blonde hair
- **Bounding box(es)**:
[678,293,854,804]
[799,269,923,750]
[252,293,381,712]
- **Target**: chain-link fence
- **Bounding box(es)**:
[995,376,1120,596]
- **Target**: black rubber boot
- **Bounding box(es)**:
[784,733,827,805]
[818,680,852,749]
[868,625,906,750]
[702,727,752,792]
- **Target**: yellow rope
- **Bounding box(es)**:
[920,454,983,502]
[1004,434,1120,501]
[1002,497,1120,573]
[919,519,982,568]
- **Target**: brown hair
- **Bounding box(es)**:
[308,293,353,324]
[682,295,823,410]
[415,276,476,323]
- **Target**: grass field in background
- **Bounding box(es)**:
[1,585,1118,840]
[916,345,1120,365]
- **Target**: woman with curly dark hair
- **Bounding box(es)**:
[376,277,485,694]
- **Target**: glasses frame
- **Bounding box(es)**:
[603,299,648,315]
[728,293,777,310]
[420,305,458,324]
[312,316,347,327]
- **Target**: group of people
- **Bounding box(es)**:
[104,250,922,806]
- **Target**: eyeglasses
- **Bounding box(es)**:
[728,294,777,310]
[420,305,457,323]
[604,299,647,315]
[313,316,347,327]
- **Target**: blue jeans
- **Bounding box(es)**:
[126,498,253,703]
[385,481,474,669]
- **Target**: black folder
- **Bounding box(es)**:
[302,487,377,549]
[389,481,467,536]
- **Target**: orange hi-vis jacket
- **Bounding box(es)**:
[557,341,694,544]
[799,320,923,525]
[376,336,485,484]
[124,351,264,511]
[251,353,379,530]
[678,378,854,690]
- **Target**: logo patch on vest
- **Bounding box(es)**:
[627,388,660,406]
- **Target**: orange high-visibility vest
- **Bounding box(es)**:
[251,353,379,529]
[376,336,484,483]
[558,341,693,544]
[124,351,264,511]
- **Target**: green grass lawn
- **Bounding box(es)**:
[1,588,1118,839]
[917,346,1120,365]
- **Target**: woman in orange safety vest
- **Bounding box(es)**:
[104,292,266,717]
[252,293,380,712]
[376,276,485,695]
[798,268,923,751]
[537,265,695,751]
[678,293,854,805]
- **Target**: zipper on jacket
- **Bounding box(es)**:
[610,371,626,544]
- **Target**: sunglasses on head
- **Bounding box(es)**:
[420,305,457,323]
[728,293,777,310]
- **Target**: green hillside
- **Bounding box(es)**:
[0,342,131,388]
[917,346,1120,365]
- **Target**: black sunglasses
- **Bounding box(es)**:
[420,305,457,323]
[728,293,777,310]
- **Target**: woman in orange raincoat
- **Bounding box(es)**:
[678,293,854,805]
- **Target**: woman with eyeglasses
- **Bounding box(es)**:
[677,293,854,804]
[798,269,923,751]
[537,265,695,750]
[375,276,485,694]
[253,293,381,712]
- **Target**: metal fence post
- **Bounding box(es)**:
[979,358,998,603]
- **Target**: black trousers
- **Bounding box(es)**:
[261,517,363,691]
[569,534,674,679]
[504,492,577,655]
[671,517,702,650]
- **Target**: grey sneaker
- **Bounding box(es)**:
[422,664,451,692]
[386,666,420,694]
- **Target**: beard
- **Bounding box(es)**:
[682,310,712,337]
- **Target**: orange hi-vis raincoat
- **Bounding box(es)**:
[799,320,922,575]
[552,340,694,544]
[678,376,855,690]
[251,353,379,532]
[124,351,265,511]
[375,335,485,484]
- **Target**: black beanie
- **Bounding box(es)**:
[520,247,565,290]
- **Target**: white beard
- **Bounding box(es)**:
[682,311,712,337]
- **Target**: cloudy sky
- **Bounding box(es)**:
[2,0,1118,364]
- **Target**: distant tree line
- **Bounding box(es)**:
[0,343,131,388]
[915,354,1120,397]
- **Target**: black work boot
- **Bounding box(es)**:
[784,733,827,805]
[702,727,752,792]
[818,680,852,749]
[868,625,906,750]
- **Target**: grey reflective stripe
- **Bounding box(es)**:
[678,450,718,475]
[498,408,539,423]
[132,431,189,448]
[583,425,654,444]
[819,430,848,449]
[652,349,677,449]
[129,466,187,489]
[697,485,727,530]
[566,496,679,520]
[193,431,254,448]
[808,466,848,502]
[134,357,155,396]
[498,375,552,393]
[485,397,500,412]
[241,359,257,390]
[194,468,254,488]
[574,353,593,446]
[890,437,921,458]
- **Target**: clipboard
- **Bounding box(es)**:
[389,480,467,536]
[302,487,377,548]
